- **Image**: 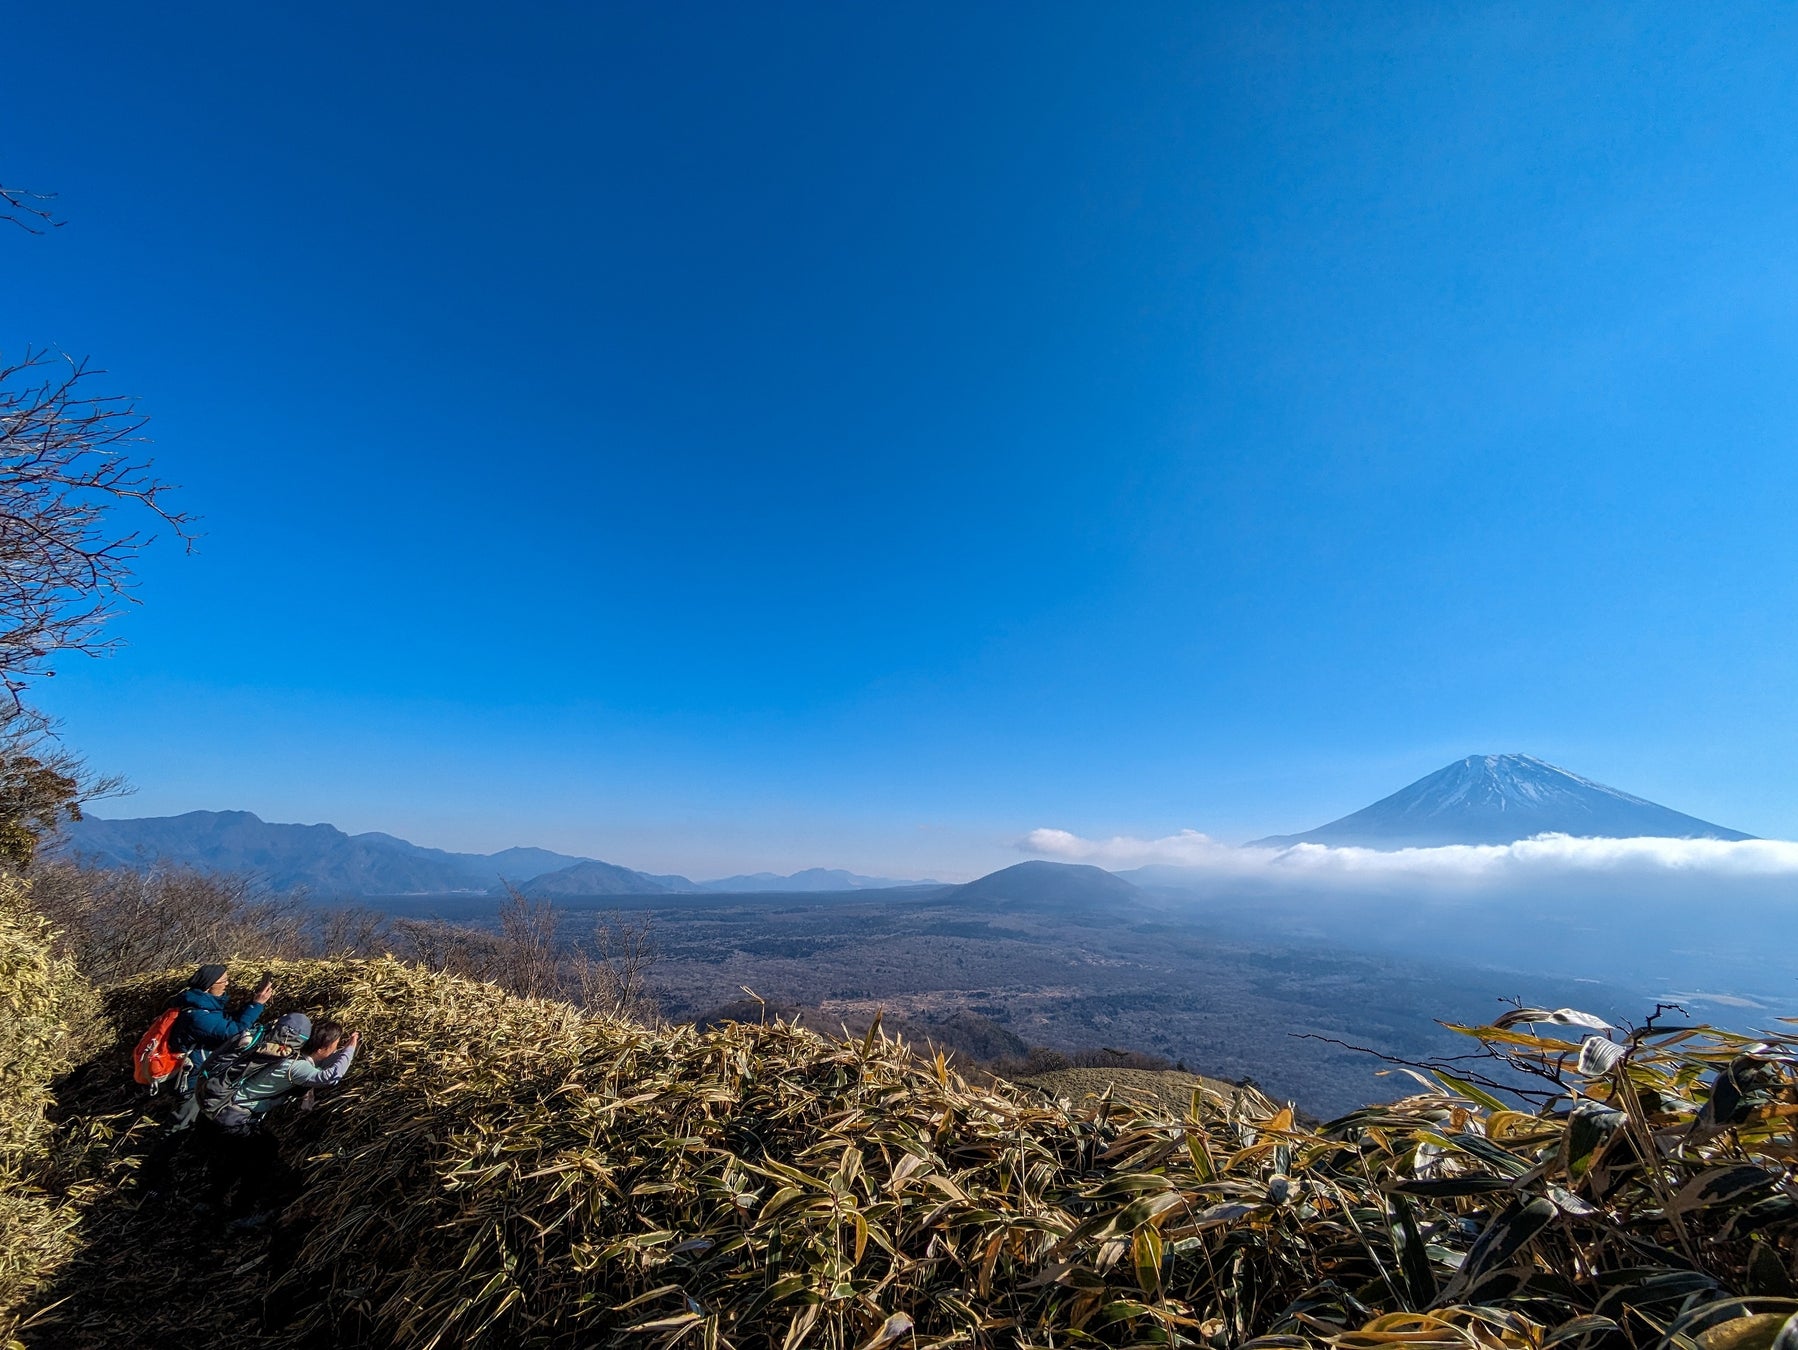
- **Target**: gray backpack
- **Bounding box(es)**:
[196,1028,283,1127]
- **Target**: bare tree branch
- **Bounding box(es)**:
[0,348,196,712]
[495,883,564,1000]
[1290,1030,1568,1107]
[572,909,658,1019]
[0,184,62,234]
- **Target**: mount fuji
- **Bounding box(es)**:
[1250,754,1753,850]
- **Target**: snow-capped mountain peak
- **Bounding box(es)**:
[1251,753,1752,850]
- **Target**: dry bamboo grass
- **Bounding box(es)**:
[25,959,1798,1350]
[0,874,90,1344]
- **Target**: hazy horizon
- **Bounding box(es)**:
[80,758,1788,886]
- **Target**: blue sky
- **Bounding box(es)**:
[9,4,1798,878]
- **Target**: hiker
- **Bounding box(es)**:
[133,964,273,1095]
[167,965,275,1128]
[196,1013,359,1218]
[170,963,276,1077]
[202,1012,359,1133]
[133,966,278,1193]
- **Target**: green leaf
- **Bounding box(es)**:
[1432,1069,1509,1113]
[1132,1224,1164,1296]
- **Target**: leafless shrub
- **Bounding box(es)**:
[31,858,663,1025]
[381,896,659,1019]
[30,860,303,984]
[385,915,502,978]
[306,904,394,959]
[569,909,658,1021]
[494,885,563,1000]
[384,910,564,1005]
[986,1046,1058,1079]
[1065,1045,1174,1071]
[986,1043,1175,1079]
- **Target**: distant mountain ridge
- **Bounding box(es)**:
[514,859,694,897]
[61,810,934,898]
[1251,754,1752,850]
[66,754,1745,901]
[62,810,611,896]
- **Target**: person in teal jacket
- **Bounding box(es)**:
[136,964,278,1194]
[169,964,275,1069]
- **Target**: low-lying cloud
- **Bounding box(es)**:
[1021,827,1798,883]
[1024,828,1798,1009]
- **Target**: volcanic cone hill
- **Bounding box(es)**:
[7,885,1798,1349]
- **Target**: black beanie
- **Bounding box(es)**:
[189,963,228,990]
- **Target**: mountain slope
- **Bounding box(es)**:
[1252,754,1753,849]
[515,859,694,896]
[61,810,603,896]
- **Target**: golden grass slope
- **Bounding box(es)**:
[0,875,90,1344]
[1019,1067,1246,1118]
[20,953,1798,1350]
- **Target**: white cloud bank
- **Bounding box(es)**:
[1020,828,1798,884]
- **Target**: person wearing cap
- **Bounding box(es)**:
[169,964,276,1074]
[195,1013,359,1222]
[207,1013,360,1135]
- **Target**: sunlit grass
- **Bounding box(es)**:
[17,950,1798,1348]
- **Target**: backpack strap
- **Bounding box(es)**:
[194,1026,269,1112]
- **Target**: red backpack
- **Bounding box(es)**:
[133,1007,186,1089]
